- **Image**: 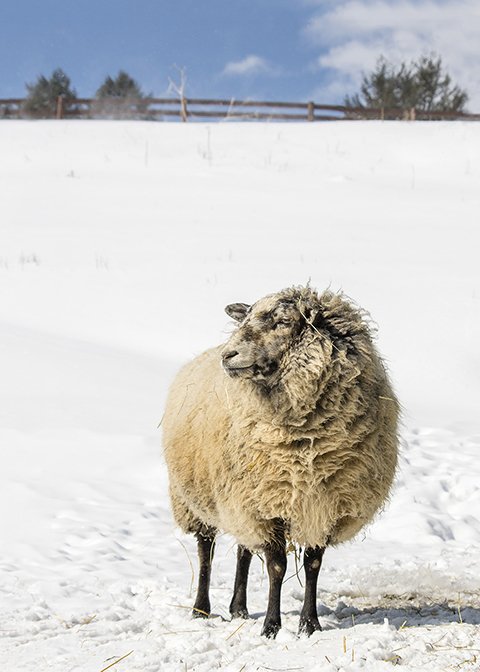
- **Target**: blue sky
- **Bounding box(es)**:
[1,0,479,108]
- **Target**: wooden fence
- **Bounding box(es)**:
[1,96,480,122]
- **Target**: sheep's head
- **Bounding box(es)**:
[222,287,372,421]
[222,288,320,390]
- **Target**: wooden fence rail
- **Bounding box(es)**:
[1,96,480,122]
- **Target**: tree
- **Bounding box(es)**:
[93,71,146,118]
[23,68,76,118]
[345,55,468,118]
[167,65,188,121]
[95,70,144,99]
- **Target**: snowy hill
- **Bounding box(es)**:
[0,121,479,671]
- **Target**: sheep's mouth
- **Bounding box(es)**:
[223,361,280,384]
[223,364,254,378]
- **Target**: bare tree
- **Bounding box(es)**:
[168,65,188,121]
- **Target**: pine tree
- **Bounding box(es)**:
[23,69,76,118]
[96,71,144,99]
[345,55,468,118]
[93,71,146,118]
[414,55,467,113]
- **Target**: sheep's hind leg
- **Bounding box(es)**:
[229,545,253,619]
[298,546,325,636]
[192,530,216,618]
[261,524,287,638]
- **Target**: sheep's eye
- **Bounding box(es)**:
[275,319,292,328]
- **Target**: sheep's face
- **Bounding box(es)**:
[222,295,308,387]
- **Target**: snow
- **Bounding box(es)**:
[0,120,479,671]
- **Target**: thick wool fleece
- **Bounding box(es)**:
[163,287,399,550]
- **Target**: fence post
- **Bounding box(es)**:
[402,107,416,121]
[307,101,314,122]
[180,96,188,122]
[56,96,64,120]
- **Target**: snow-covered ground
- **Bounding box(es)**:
[0,120,479,671]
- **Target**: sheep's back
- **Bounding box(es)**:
[163,347,233,531]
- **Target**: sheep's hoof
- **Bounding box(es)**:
[261,620,281,639]
[230,607,249,619]
[192,606,210,619]
[298,617,322,636]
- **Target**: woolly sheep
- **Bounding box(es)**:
[163,285,399,638]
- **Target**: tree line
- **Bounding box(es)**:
[16,54,470,119]
[23,69,147,118]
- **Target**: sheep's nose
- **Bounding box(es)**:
[223,350,239,362]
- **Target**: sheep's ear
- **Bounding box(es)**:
[225,303,250,322]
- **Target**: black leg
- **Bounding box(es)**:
[298,546,325,636]
[261,525,287,639]
[230,545,253,618]
[192,532,216,618]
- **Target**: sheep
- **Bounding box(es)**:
[162,285,399,638]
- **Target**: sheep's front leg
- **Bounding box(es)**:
[230,545,253,618]
[298,546,325,635]
[192,531,216,618]
[261,528,287,638]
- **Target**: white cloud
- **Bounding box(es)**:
[304,0,480,109]
[222,55,271,77]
